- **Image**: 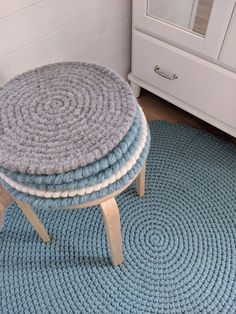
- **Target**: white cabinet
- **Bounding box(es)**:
[219,5,236,71]
[129,0,236,137]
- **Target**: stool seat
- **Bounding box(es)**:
[0,62,137,175]
[0,62,150,266]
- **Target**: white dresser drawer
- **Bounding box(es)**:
[132,31,236,131]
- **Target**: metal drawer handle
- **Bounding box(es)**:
[154,65,178,80]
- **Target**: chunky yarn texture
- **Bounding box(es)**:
[0,107,150,206]
[0,62,137,175]
[0,62,149,206]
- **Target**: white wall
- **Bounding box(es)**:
[0,0,132,85]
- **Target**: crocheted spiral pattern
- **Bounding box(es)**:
[1,121,236,313]
[0,62,137,174]
[0,108,143,187]
[0,105,150,206]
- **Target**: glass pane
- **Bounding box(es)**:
[147,0,214,36]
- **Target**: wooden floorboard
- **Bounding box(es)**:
[139,90,234,144]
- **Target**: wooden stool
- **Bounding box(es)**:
[0,62,150,267]
[0,164,146,266]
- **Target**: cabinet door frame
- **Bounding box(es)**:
[133,0,235,60]
[219,3,236,71]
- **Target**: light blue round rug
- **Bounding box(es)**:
[1,121,236,313]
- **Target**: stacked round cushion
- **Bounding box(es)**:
[0,62,150,208]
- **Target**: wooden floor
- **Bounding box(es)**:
[139,90,234,143]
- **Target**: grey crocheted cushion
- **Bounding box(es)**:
[0,62,137,175]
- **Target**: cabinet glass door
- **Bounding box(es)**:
[133,0,235,60]
[147,0,214,36]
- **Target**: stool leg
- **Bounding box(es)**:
[16,199,50,243]
[0,185,14,231]
[136,162,146,197]
[100,197,123,266]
